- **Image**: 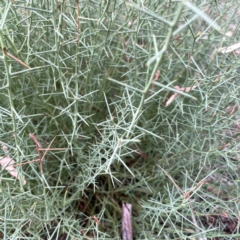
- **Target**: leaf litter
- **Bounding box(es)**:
[0,144,26,185]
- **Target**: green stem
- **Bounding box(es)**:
[0,32,23,190]
[126,2,184,138]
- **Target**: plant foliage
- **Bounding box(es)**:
[0,0,240,239]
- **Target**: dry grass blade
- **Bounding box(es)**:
[218,42,240,53]
[166,85,199,106]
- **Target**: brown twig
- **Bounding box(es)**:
[122,202,132,240]
[229,103,238,116]
[39,136,56,167]
[14,159,41,167]
[158,165,184,195]
[151,69,160,94]
[3,48,31,69]
[29,133,42,149]
[29,133,43,173]
[28,134,67,174]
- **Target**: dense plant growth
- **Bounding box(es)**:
[0,0,240,239]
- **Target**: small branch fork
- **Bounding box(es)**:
[15,133,67,174]
[29,133,44,173]
[158,165,207,240]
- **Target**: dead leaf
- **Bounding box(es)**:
[0,155,26,185]
[166,85,198,106]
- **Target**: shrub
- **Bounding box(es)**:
[0,0,240,239]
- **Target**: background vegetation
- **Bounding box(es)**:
[0,0,240,239]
